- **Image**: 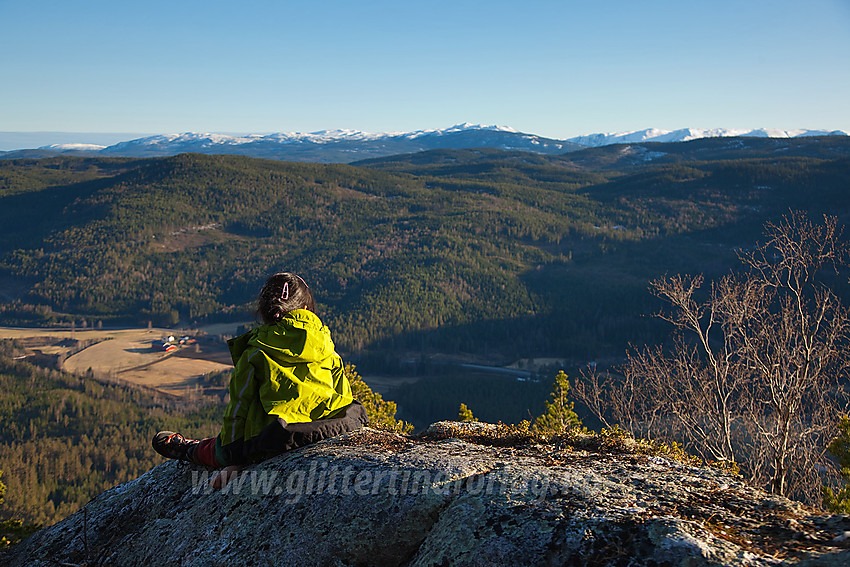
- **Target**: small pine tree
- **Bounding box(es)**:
[823,415,850,513]
[346,365,413,434]
[532,371,580,436]
[458,403,477,422]
[0,470,41,547]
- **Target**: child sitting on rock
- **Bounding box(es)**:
[153,272,368,486]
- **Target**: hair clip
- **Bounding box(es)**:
[281,282,289,301]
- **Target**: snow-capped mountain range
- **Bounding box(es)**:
[24,123,577,162]
[3,123,847,163]
[566,127,847,147]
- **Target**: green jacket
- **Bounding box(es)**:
[218,310,354,452]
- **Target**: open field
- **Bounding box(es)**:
[0,326,424,399]
[1,326,532,405]
[0,326,233,397]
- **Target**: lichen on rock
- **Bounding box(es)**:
[3,423,849,566]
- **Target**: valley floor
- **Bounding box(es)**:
[0,326,232,397]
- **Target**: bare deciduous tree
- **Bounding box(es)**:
[574,212,850,503]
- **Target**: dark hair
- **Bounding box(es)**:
[256,272,316,324]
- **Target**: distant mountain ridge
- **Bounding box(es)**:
[1,124,578,163]
[567,127,849,147]
[1,124,846,163]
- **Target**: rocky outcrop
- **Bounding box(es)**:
[4,422,850,566]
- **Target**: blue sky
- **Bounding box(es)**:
[1,0,848,145]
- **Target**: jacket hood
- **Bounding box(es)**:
[227,310,336,366]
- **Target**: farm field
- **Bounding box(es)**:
[0,326,233,397]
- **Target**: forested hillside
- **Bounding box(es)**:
[1,137,849,371]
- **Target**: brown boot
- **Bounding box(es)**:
[152,431,200,463]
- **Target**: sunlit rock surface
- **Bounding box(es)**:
[4,422,850,566]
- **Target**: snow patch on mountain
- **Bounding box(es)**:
[403,123,519,139]
[567,128,848,147]
[113,133,257,147]
[38,143,108,151]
